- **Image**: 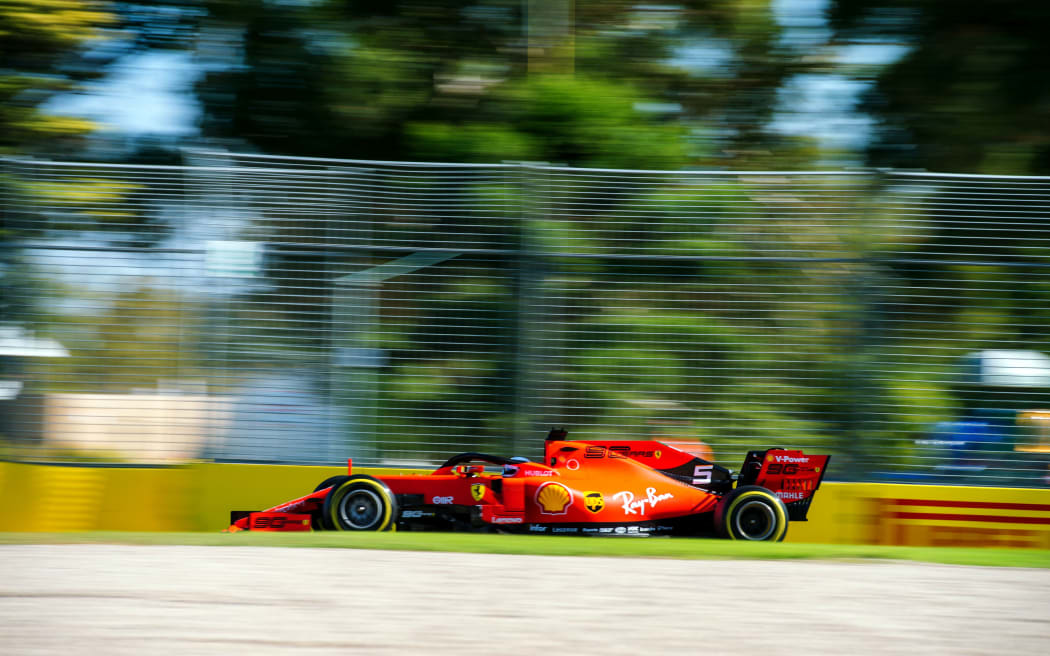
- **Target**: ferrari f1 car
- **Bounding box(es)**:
[226,429,830,541]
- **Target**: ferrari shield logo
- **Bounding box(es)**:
[471,484,485,502]
[584,491,604,513]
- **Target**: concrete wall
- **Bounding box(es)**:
[2,461,1048,547]
[41,394,230,464]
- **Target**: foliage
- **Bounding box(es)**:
[0,0,116,153]
[408,75,690,169]
[26,280,201,393]
[829,0,1050,174]
[194,0,811,168]
[0,1,119,332]
[5,1,1050,478]
[826,0,1050,477]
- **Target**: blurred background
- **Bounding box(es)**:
[2,0,1049,487]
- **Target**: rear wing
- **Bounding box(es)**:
[737,449,830,521]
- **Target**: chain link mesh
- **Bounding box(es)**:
[2,156,1048,486]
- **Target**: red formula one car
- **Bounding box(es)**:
[227,429,830,541]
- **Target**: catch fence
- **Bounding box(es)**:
[2,153,1049,486]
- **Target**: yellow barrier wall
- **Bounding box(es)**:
[0,462,193,532]
[3,461,1049,547]
[784,482,869,545]
[191,463,346,532]
[785,482,1050,547]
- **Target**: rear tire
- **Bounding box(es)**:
[322,476,398,531]
[714,486,789,542]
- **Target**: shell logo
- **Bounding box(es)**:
[535,482,572,515]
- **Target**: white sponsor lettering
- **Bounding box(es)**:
[612,487,675,515]
[599,527,614,533]
[492,516,524,524]
[401,510,424,518]
[614,526,626,534]
[529,525,547,532]
[582,527,599,533]
[552,527,578,533]
[431,496,455,504]
[776,491,806,501]
[775,455,809,464]
[692,464,713,485]
[524,470,556,477]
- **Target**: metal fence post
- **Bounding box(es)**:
[510,163,545,457]
[838,169,886,481]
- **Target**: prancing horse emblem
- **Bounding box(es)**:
[471,484,485,502]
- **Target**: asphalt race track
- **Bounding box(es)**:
[1,545,1048,654]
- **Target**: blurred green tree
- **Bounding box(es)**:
[29,280,201,393]
[826,1,1050,475]
[829,0,1050,174]
[0,0,116,154]
[1,1,118,338]
[194,0,814,168]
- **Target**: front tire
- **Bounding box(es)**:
[322,476,398,531]
[314,476,350,493]
[714,485,789,542]
[312,476,350,530]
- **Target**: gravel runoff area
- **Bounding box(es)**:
[1,545,1048,655]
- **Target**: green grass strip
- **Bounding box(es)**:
[1,531,1048,568]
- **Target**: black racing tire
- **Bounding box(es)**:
[714,485,789,542]
[322,475,399,532]
[314,475,350,493]
[312,476,351,530]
